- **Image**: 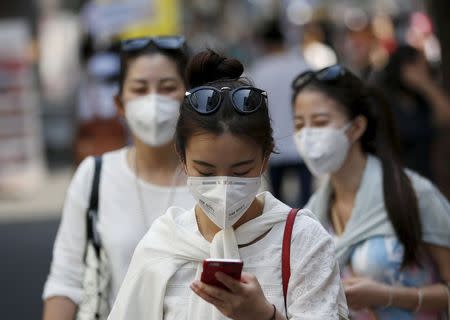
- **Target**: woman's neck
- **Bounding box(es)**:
[128,139,183,186]
[330,145,367,203]
[195,197,264,243]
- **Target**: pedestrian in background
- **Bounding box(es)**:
[248,19,311,207]
[42,36,195,319]
[292,65,450,319]
[379,45,450,181]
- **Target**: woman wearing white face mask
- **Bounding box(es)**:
[42,37,196,320]
[108,50,348,320]
[292,65,450,319]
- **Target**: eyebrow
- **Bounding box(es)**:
[193,160,215,168]
[159,77,178,83]
[127,77,179,86]
[128,79,148,85]
[192,159,255,168]
[311,112,330,118]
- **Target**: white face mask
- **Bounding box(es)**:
[294,123,352,176]
[187,175,261,230]
[125,93,180,147]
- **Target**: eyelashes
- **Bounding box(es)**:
[233,169,252,176]
[195,169,253,177]
[197,170,213,177]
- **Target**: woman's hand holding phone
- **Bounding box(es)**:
[190,271,277,320]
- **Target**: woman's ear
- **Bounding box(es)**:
[115,94,125,117]
[348,115,367,143]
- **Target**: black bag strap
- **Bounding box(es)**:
[86,156,103,258]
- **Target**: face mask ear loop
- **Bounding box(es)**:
[341,122,353,133]
[259,157,268,177]
[182,163,189,177]
[341,121,354,144]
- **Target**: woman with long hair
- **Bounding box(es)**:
[292,65,450,319]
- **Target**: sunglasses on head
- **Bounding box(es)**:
[121,36,186,52]
[185,86,267,115]
[291,64,348,90]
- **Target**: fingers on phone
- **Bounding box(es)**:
[215,272,242,293]
[192,280,231,303]
[239,272,256,283]
[191,282,225,307]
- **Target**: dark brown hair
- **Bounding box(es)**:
[175,49,274,162]
[118,43,189,95]
[292,69,422,267]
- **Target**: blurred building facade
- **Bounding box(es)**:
[1,0,450,199]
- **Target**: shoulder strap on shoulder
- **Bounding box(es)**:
[282,208,301,315]
[86,157,103,253]
[88,157,102,213]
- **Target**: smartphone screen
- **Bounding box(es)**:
[200,259,243,290]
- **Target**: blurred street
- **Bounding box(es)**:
[1,218,59,319]
[0,169,71,319]
[0,169,71,222]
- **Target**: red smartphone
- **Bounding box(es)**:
[201,258,244,290]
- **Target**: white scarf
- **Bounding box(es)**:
[107,192,293,320]
[307,155,450,268]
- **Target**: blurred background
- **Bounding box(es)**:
[1,0,449,318]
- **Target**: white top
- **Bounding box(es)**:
[42,147,196,305]
[247,49,308,165]
[107,192,348,319]
[164,207,345,319]
[306,155,450,267]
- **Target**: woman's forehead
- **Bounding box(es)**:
[126,54,180,80]
[185,132,262,162]
[295,90,343,114]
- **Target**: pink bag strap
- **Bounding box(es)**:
[282,208,301,314]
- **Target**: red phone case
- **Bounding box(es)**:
[201,259,243,290]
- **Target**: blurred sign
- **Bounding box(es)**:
[0,19,46,198]
[82,0,181,44]
[38,12,80,105]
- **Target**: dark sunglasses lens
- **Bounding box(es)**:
[153,37,185,49]
[232,89,263,113]
[317,65,344,81]
[190,89,220,113]
[121,39,151,51]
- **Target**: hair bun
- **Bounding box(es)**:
[186,49,244,88]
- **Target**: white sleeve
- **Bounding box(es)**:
[287,213,348,320]
[410,172,450,248]
[42,156,95,304]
